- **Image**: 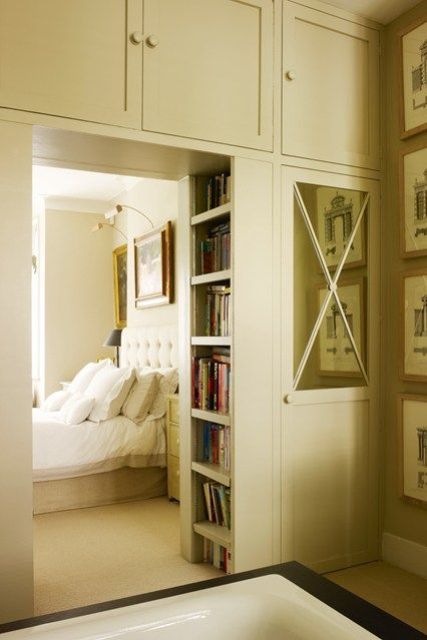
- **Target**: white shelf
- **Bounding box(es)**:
[191,202,231,226]
[191,461,231,486]
[191,270,231,286]
[193,521,231,548]
[191,336,231,346]
[191,408,231,426]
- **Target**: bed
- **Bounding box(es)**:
[33,325,178,514]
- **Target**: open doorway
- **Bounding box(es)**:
[30,128,229,614]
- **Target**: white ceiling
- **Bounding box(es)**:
[33,165,142,202]
[322,0,421,24]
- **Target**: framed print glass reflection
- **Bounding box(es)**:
[134,221,173,308]
[400,18,427,138]
[113,244,127,329]
[398,394,427,508]
[317,278,365,377]
[400,144,427,257]
[402,270,427,381]
[315,187,365,271]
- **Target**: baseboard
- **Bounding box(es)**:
[382,532,427,579]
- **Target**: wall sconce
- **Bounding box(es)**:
[105,203,154,229]
[91,222,127,241]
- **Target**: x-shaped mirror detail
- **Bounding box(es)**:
[293,183,370,389]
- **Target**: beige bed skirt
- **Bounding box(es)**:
[33,466,167,515]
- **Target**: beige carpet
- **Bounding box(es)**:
[33,497,223,616]
[325,561,427,635]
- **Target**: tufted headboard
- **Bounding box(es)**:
[120,326,178,369]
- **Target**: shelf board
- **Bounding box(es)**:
[191,336,231,346]
[191,409,231,426]
[191,270,231,286]
[191,202,231,226]
[193,521,231,548]
[191,461,231,486]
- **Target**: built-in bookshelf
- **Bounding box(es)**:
[188,172,233,573]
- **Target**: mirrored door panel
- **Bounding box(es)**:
[293,182,369,390]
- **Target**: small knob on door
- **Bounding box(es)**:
[286,70,296,81]
[146,34,159,48]
[130,31,143,45]
[284,394,293,404]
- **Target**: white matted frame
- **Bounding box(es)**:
[397,394,427,509]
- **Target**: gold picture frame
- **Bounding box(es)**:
[401,269,427,381]
[399,142,427,258]
[399,17,427,139]
[134,221,173,309]
[397,394,427,509]
[113,244,127,329]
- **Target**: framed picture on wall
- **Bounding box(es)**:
[315,187,366,271]
[400,143,427,258]
[113,244,127,329]
[134,221,173,308]
[317,278,365,377]
[399,17,427,139]
[397,394,427,508]
[401,270,427,381]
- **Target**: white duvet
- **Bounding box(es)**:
[33,408,166,481]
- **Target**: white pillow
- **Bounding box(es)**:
[69,360,111,394]
[60,393,95,425]
[140,367,179,419]
[41,390,72,412]
[121,371,159,423]
[87,366,135,422]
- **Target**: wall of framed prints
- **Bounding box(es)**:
[382,0,427,546]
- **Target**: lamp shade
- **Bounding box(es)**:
[103,329,122,347]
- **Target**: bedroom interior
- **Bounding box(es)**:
[0,0,426,638]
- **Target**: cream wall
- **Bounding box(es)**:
[0,121,34,622]
[382,1,427,549]
[44,210,114,396]
[113,177,179,329]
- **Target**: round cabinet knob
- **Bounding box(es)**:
[284,394,293,404]
[146,34,159,48]
[286,70,296,81]
[130,31,143,45]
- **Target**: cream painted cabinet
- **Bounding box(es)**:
[142,0,273,150]
[282,166,381,572]
[282,2,380,169]
[0,0,142,128]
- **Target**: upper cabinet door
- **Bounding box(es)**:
[143,0,273,150]
[282,2,380,169]
[0,0,142,128]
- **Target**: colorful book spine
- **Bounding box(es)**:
[203,539,231,573]
[202,480,231,530]
[205,173,231,211]
[200,221,231,274]
[205,285,231,336]
[192,353,230,414]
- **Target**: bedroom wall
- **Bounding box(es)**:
[44,209,115,397]
[0,121,34,622]
[382,0,427,565]
[112,177,179,329]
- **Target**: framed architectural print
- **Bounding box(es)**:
[134,221,173,308]
[400,17,427,138]
[401,270,427,381]
[400,143,427,257]
[113,244,127,329]
[315,187,366,271]
[398,394,427,508]
[317,278,365,377]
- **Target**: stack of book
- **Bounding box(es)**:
[206,173,231,210]
[192,349,231,414]
[200,221,230,274]
[202,480,231,529]
[203,539,231,573]
[205,285,231,336]
[200,423,231,470]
